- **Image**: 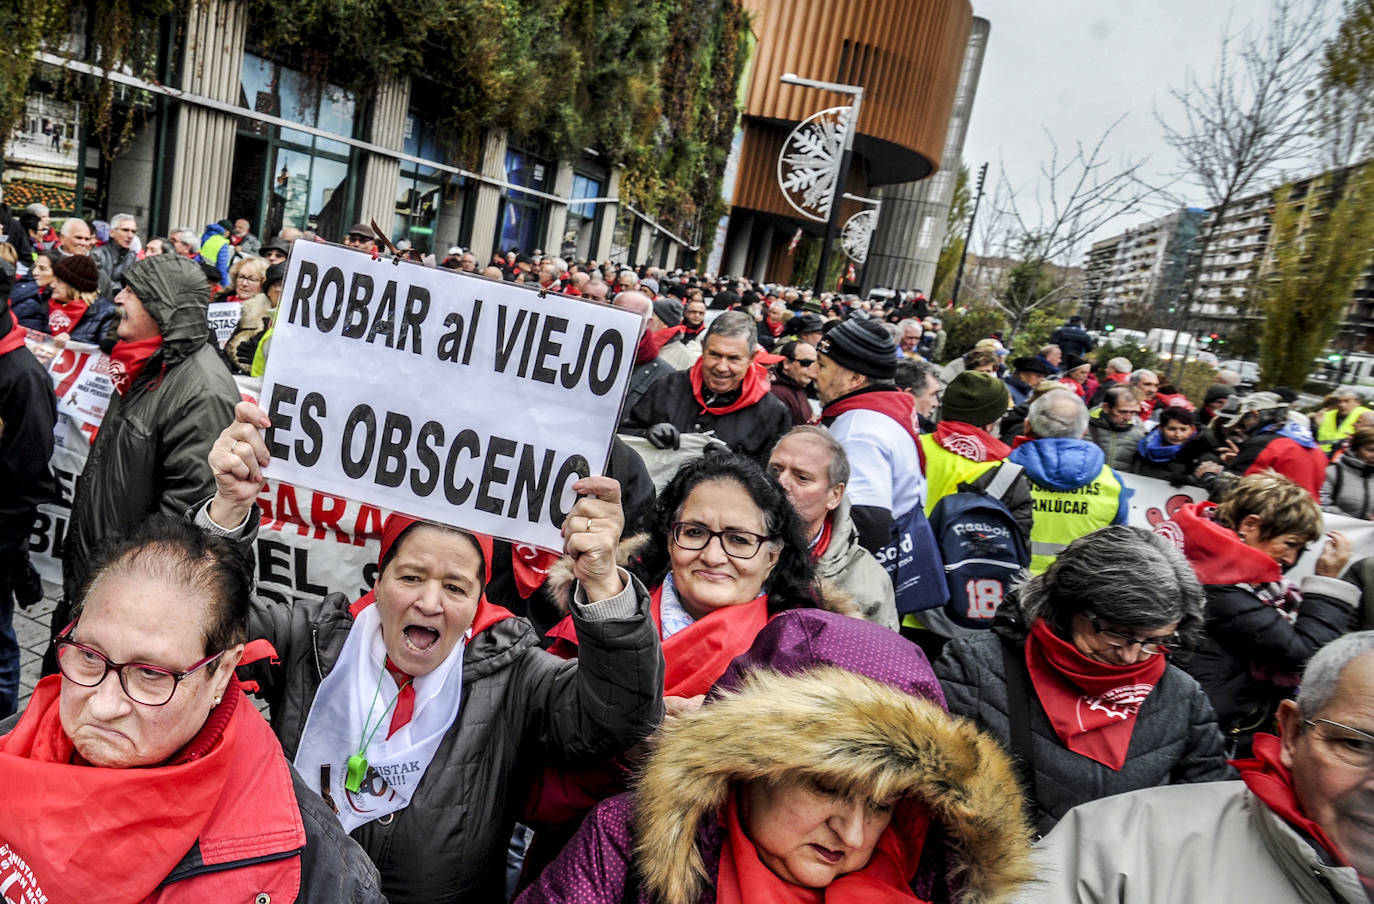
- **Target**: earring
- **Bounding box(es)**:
[213,696,222,706]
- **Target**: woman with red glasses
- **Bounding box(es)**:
[0,515,385,902]
[934,525,1232,836]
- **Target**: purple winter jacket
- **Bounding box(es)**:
[518,609,1032,904]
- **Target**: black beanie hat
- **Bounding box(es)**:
[941,370,1010,427]
[652,297,683,327]
[817,318,896,380]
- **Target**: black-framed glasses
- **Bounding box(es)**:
[792,358,817,367]
[53,619,225,706]
[1306,719,1374,769]
[670,521,773,560]
[1087,613,1183,655]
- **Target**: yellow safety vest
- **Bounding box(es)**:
[1318,406,1370,451]
[920,435,999,517]
[1026,464,1124,574]
[201,233,229,276]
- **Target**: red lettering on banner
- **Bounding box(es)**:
[257,479,275,522]
[310,492,350,543]
[354,505,384,546]
[50,349,85,397]
[272,484,305,534]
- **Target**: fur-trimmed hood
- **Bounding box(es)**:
[632,666,1033,904]
[542,534,860,618]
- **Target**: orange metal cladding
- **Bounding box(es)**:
[733,0,973,219]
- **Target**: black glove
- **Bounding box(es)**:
[235,332,263,369]
[647,422,681,450]
[4,545,43,609]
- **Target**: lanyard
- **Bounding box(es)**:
[345,663,412,792]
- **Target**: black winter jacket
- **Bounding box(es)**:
[934,609,1232,836]
[0,343,56,553]
[620,369,792,461]
[237,568,664,903]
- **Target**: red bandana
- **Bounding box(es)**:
[1024,618,1166,770]
[0,311,27,357]
[1234,733,1349,865]
[107,336,164,396]
[48,298,90,335]
[810,516,835,560]
[766,319,786,337]
[716,789,930,904]
[511,544,560,598]
[688,359,773,416]
[822,389,927,470]
[634,325,686,366]
[1157,501,1281,586]
[546,585,771,698]
[934,421,1011,462]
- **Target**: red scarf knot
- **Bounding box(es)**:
[1024,618,1166,770]
[688,359,773,416]
[108,336,164,396]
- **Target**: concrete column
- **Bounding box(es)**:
[752,226,775,283]
[544,158,575,256]
[593,165,622,263]
[469,129,509,261]
[631,219,651,266]
[167,0,247,230]
[664,244,679,271]
[725,217,753,278]
[356,75,411,233]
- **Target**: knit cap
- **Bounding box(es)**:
[652,297,683,327]
[816,318,896,380]
[52,254,100,294]
[942,370,1011,427]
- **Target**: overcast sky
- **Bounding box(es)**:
[960,0,1312,260]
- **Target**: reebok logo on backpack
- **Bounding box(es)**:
[928,462,1030,628]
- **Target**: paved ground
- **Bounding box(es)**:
[14,583,59,710]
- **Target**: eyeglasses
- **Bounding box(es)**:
[53,619,225,706]
[1086,613,1183,655]
[1306,719,1374,769]
[792,358,817,367]
[670,521,773,560]
[236,275,262,283]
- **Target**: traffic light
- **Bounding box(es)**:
[1103,324,1115,332]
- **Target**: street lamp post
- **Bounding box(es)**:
[781,73,864,297]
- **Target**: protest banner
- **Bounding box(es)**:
[207,301,241,348]
[260,241,642,550]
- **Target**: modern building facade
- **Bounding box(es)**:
[718,0,976,285]
[862,16,989,296]
[1081,208,1207,328]
[6,0,699,266]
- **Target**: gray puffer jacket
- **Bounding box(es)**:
[934,606,1233,836]
[1086,408,1144,472]
[239,570,664,903]
[63,254,237,603]
[1321,455,1374,519]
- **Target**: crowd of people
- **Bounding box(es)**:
[3,202,1374,903]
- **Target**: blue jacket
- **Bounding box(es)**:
[1008,437,1131,524]
[8,278,47,330]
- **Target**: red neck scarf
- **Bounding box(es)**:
[512,544,560,598]
[689,359,773,416]
[1235,733,1349,866]
[108,336,164,396]
[545,585,771,698]
[715,790,930,904]
[1024,619,1166,770]
[766,319,786,337]
[48,297,90,335]
[934,421,1011,462]
[1163,501,1281,586]
[0,311,27,357]
[0,675,244,900]
[810,516,835,560]
[635,325,685,366]
[823,389,927,470]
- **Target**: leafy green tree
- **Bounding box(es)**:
[941,303,1006,362]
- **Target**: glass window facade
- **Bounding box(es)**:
[497,148,550,256]
[562,173,603,261]
[393,112,448,253]
[235,53,358,240]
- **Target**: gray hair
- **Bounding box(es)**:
[25,202,49,218]
[705,310,758,354]
[1018,525,1206,645]
[1130,369,1158,386]
[1296,631,1374,718]
[898,318,923,335]
[109,213,136,229]
[775,425,849,487]
[617,269,639,287]
[60,217,90,237]
[1038,344,1061,358]
[1103,383,1139,409]
[1028,390,1089,438]
[171,228,201,253]
[894,357,941,394]
[1106,356,1133,374]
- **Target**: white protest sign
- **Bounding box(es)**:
[207,301,241,348]
[259,242,642,550]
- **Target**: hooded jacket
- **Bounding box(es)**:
[934,602,1232,836]
[62,254,238,604]
[813,494,898,629]
[1007,438,1129,574]
[519,609,1034,904]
